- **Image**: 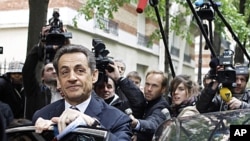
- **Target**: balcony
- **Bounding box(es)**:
[137,33,151,48]
[170,46,180,57]
[94,17,119,36]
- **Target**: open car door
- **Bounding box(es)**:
[6,125,111,141]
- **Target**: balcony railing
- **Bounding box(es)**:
[94,17,118,36]
[170,46,179,57]
[184,54,191,63]
[137,33,151,48]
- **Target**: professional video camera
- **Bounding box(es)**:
[43,8,72,46]
[208,49,236,87]
[92,39,114,83]
[42,9,73,64]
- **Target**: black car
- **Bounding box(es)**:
[6,125,111,141]
[153,109,250,141]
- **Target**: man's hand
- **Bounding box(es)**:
[51,108,96,133]
[129,115,138,129]
[227,97,242,110]
[106,63,121,82]
[35,117,54,133]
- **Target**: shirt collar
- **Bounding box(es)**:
[65,95,91,113]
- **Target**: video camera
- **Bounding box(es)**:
[208,49,236,87]
[92,39,114,83]
[43,8,72,46]
[42,9,73,64]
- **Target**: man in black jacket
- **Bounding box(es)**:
[95,64,146,119]
[22,26,67,120]
[197,64,250,112]
[129,70,171,141]
[0,61,25,119]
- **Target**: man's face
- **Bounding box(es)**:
[42,63,57,83]
[144,73,165,101]
[232,74,247,94]
[95,78,115,100]
[10,73,23,84]
[114,61,125,76]
[128,77,141,88]
[57,52,98,105]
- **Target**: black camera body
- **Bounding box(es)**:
[208,49,236,87]
[45,9,72,45]
[92,39,114,84]
[217,50,236,87]
[92,39,114,73]
[196,2,215,21]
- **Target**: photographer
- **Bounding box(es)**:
[92,39,146,119]
[105,63,146,118]
[196,63,250,113]
[23,12,71,119]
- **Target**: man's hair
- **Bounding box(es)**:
[113,58,126,70]
[126,71,141,82]
[145,70,168,87]
[53,44,96,75]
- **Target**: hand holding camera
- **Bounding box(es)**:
[40,8,72,46]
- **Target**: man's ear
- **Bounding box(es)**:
[161,86,167,95]
[92,69,99,83]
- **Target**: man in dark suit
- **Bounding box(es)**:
[33,44,132,141]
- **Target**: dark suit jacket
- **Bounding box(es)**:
[32,92,132,141]
[136,96,170,141]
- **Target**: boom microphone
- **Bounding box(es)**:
[136,0,148,13]
[209,57,219,69]
[219,87,232,102]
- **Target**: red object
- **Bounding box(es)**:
[136,0,148,13]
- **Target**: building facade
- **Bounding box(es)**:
[0,0,196,85]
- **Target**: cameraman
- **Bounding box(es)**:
[103,63,146,119]
[196,63,250,113]
[22,25,69,120]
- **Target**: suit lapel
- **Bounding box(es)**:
[85,92,103,120]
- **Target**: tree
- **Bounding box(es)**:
[27,0,49,55]
[76,0,250,64]
[233,0,250,63]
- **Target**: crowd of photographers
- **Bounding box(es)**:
[1,11,250,141]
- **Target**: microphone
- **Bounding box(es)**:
[136,0,148,13]
[161,108,171,120]
[209,57,219,69]
[219,87,232,102]
[125,108,134,119]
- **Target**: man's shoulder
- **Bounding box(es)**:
[38,99,64,111]
[32,99,64,122]
[0,74,8,81]
[91,93,126,115]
